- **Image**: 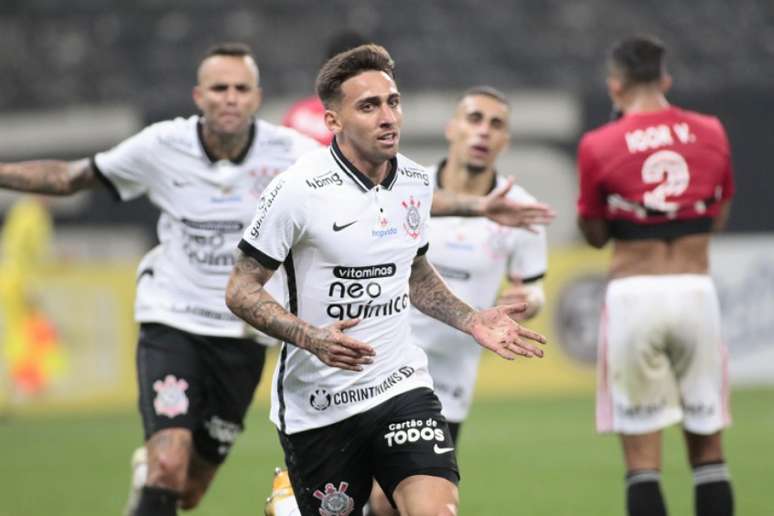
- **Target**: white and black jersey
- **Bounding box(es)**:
[94,115,319,337]
[239,140,435,434]
[411,162,548,422]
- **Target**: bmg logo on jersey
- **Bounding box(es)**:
[383,418,446,448]
[400,166,430,186]
[306,170,343,189]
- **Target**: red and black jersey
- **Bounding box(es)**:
[577,106,734,240]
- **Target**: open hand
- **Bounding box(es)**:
[481,177,555,231]
[468,304,547,360]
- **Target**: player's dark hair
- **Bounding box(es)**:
[200,42,260,83]
[609,35,666,86]
[461,85,510,109]
[316,44,395,109]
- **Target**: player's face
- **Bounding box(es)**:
[193,55,262,136]
[329,70,402,165]
[446,95,510,173]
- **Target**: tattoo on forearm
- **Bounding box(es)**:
[227,254,320,349]
[409,256,475,331]
[0,159,94,195]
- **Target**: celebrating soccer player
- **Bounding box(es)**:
[227,44,548,516]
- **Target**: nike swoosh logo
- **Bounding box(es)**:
[332,220,357,232]
[433,444,455,455]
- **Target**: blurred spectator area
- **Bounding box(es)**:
[1,1,773,114]
[0,0,772,241]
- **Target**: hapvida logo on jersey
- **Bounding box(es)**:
[383,417,447,448]
[372,213,397,239]
[309,367,415,411]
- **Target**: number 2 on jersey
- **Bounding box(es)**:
[641,150,690,212]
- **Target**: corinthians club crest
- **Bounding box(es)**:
[401,196,422,239]
[309,388,332,411]
[313,481,355,516]
[153,374,190,418]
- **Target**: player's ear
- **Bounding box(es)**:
[192,85,204,111]
[606,76,624,105]
[444,119,455,144]
[660,73,673,94]
[254,86,264,112]
[324,109,342,134]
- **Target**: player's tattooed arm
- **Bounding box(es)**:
[0,158,99,195]
[430,177,555,229]
[408,254,478,331]
[410,254,547,360]
[226,252,374,371]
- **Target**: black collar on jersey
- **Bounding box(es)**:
[330,137,398,192]
[436,158,498,195]
[196,118,256,165]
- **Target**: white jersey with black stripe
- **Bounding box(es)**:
[239,140,435,434]
[94,115,319,337]
[411,162,548,421]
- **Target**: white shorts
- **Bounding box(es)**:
[422,344,482,423]
[596,274,731,435]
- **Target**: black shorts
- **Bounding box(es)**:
[279,387,459,516]
[136,322,266,464]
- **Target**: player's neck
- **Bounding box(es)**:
[200,125,252,161]
[440,157,495,196]
[337,140,390,185]
[622,90,670,115]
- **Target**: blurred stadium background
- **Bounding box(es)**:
[0,1,772,515]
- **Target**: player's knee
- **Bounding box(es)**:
[148,452,188,488]
[146,430,193,489]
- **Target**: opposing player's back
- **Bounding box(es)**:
[578,107,733,237]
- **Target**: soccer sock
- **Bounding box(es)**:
[626,469,667,516]
[133,486,180,516]
[693,461,734,516]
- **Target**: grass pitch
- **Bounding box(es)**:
[1,388,771,515]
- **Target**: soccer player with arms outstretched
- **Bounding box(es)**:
[577,35,735,516]
[227,44,548,516]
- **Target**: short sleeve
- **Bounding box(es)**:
[576,134,606,219]
[238,173,305,270]
[93,126,156,201]
[507,225,548,283]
